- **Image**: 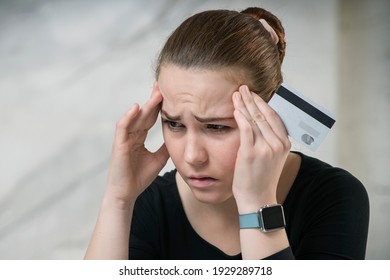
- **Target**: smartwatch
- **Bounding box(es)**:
[239,204,286,232]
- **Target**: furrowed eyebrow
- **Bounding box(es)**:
[161,110,181,121]
[161,110,234,123]
[194,116,235,123]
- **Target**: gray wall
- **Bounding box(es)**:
[338,0,390,259]
[0,0,388,259]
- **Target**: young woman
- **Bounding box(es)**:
[85,7,369,260]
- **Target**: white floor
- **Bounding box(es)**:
[0,0,389,259]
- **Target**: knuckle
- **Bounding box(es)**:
[254,112,266,122]
[267,108,278,121]
[285,139,292,150]
[273,142,285,154]
[255,144,270,157]
[241,149,256,161]
[241,121,252,134]
[265,138,286,155]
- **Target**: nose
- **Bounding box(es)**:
[184,134,208,166]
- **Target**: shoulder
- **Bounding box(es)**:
[130,169,180,259]
[149,169,177,189]
[285,151,370,228]
[285,152,369,259]
[135,169,178,207]
[292,151,368,201]
[131,169,181,236]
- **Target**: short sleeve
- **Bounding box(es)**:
[129,186,161,259]
[263,247,295,260]
[291,168,369,259]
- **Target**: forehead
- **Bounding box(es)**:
[158,65,239,115]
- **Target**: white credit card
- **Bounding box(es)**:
[268,83,336,151]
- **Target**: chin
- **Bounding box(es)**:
[190,188,233,205]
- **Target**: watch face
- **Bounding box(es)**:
[261,205,286,231]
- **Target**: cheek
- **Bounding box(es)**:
[215,137,240,169]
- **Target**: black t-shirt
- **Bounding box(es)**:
[129,152,369,259]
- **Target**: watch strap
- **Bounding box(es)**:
[239,212,262,229]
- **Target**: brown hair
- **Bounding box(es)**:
[155,7,286,101]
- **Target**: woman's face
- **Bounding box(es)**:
[158,65,241,204]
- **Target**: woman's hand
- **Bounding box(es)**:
[85,82,169,260]
[232,85,291,213]
[106,82,170,205]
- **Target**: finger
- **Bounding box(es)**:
[132,83,163,130]
[240,85,264,121]
[233,108,254,149]
[136,143,170,190]
[232,87,251,120]
[116,103,140,141]
[246,91,289,149]
[232,87,261,139]
[139,83,163,121]
[149,81,163,102]
[238,85,266,139]
[240,86,287,149]
[252,93,289,144]
[250,109,283,149]
[153,143,170,170]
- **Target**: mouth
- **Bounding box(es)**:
[187,175,218,188]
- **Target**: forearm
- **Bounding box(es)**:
[84,193,135,260]
[237,197,290,260]
[240,228,289,259]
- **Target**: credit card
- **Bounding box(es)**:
[268,83,336,151]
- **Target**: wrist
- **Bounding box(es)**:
[239,204,286,232]
[235,193,277,214]
[102,190,137,212]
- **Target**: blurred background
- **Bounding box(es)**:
[0,0,389,259]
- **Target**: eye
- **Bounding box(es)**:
[169,121,183,128]
[206,124,230,132]
[162,119,184,130]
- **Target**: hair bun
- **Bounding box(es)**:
[241,7,286,63]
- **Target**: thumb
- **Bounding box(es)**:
[153,143,170,170]
[142,143,170,189]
